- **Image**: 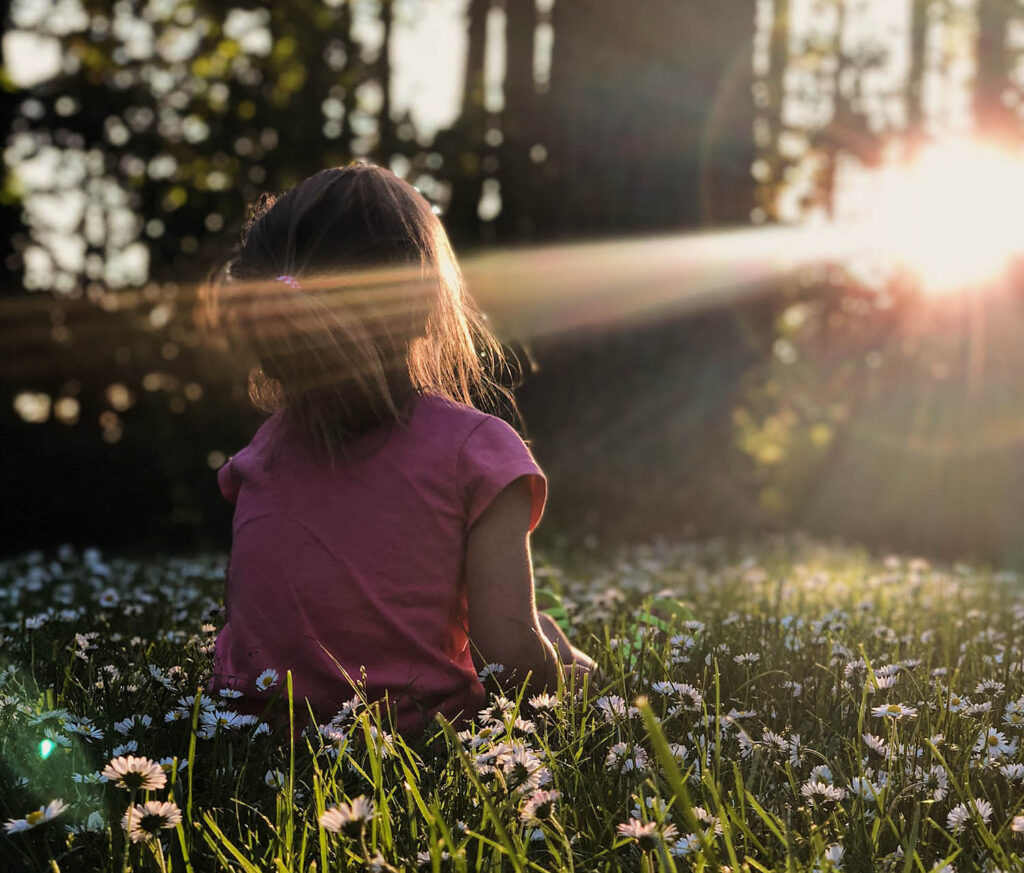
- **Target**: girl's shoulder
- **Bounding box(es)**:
[415,391,516,440]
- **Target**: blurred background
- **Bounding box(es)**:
[5,0,1024,564]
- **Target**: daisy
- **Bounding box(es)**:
[606,742,648,773]
[848,777,880,802]
[527,692,558,710]
[5,800,69,833]
[917,765,948,801]
[616,819,679,851]
[121,801,182,843]
[999,763,1024,782]
[218,688,243,699]
[254,669,279,692]
[320,796,376,836]
[801,781,846,806]
[946,798,993,834]
[501,747,547,791]
[114,714,153,735]
[477,662,504,680]
[631,795,672,821]
[66,720,104,741]
[670,833,702,857]
[1011,816,1024,833]
[871,703,917,719]
[520,789,561,823]
[974,728,1016,760]
[101,755,167,791]
[862,733,889,760]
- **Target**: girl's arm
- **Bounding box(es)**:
[465,477,593,692]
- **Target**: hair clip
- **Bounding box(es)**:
[275,274,301,289]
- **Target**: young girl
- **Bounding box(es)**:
[203,162,594,736]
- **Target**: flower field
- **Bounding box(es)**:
[2,535,1024,872]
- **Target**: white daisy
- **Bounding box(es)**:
[101,755,167,791]
[254,669,279,692]
[946,798,993,834]
[5,800,69,833]
[870,703,917,719]
[121,801,182,843]
[319,796,376,836]
[520,789,561,823]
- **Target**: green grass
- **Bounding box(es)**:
[2,534,1024,872]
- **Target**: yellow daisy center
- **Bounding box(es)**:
[26,811,44,826]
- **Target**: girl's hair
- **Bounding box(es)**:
[200,162,518,466]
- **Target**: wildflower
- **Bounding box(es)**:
[477,662,504,680]
[5,800,69,833]
[917,765,948,801]
[157,756,186,774]
[862,733,889,760]
[265,769,286,790]
[631,795,672,821]
[848,777,879,802]
[871,703,917,719]
[66,811,106,835]
[606,742,648,773]
[320,796,376,836]
[946,692,969,712]
[111,740,138,756]
[798,760,828,782]
[254,669,279,691]
[818,844,844,870]
[101,755,167,791]
[66,719,104,741]
[218,688,243,699]
[501,746,547,792]
[692,806,723,836]
[975,679,1005,696]
[528,692,558,710]
[801,781,846,806]
[999,763,1024,782]
[114,714,152,735]
[121,801,182,843]
[596,695,638,723]
[1012,816,1024,833]
[520,789,560,823]
[946,798,993,834]
[616,819,679,851]
[974,728,1016,760]
[670,833,702,856]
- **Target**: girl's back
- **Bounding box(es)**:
[210,391,545,734]
[200,161,593,736]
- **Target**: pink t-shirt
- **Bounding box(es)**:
[208,391,546,735]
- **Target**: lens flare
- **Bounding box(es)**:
[853,139,1024,294]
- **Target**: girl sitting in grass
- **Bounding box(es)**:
[201,162,595,736]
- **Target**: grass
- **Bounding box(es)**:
[2,533,1024,872]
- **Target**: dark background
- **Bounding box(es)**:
[6,1,1024,565]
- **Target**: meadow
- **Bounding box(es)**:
[2,534,1024,872]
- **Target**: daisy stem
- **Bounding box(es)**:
[121,791,135,873]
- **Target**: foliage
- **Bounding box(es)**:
[3,536,1024,870]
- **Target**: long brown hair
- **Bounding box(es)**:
[200,162,517,466]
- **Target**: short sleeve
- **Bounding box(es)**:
[458,417,547,533]
[217,456,241,505]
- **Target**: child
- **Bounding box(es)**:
[202,163,594,736]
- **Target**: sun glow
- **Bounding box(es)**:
[856,140,1024,294]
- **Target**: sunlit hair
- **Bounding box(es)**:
[199,162,517,466]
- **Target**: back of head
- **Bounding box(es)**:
[202,162,512,465]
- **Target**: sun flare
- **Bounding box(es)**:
[855,139,1024,294]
